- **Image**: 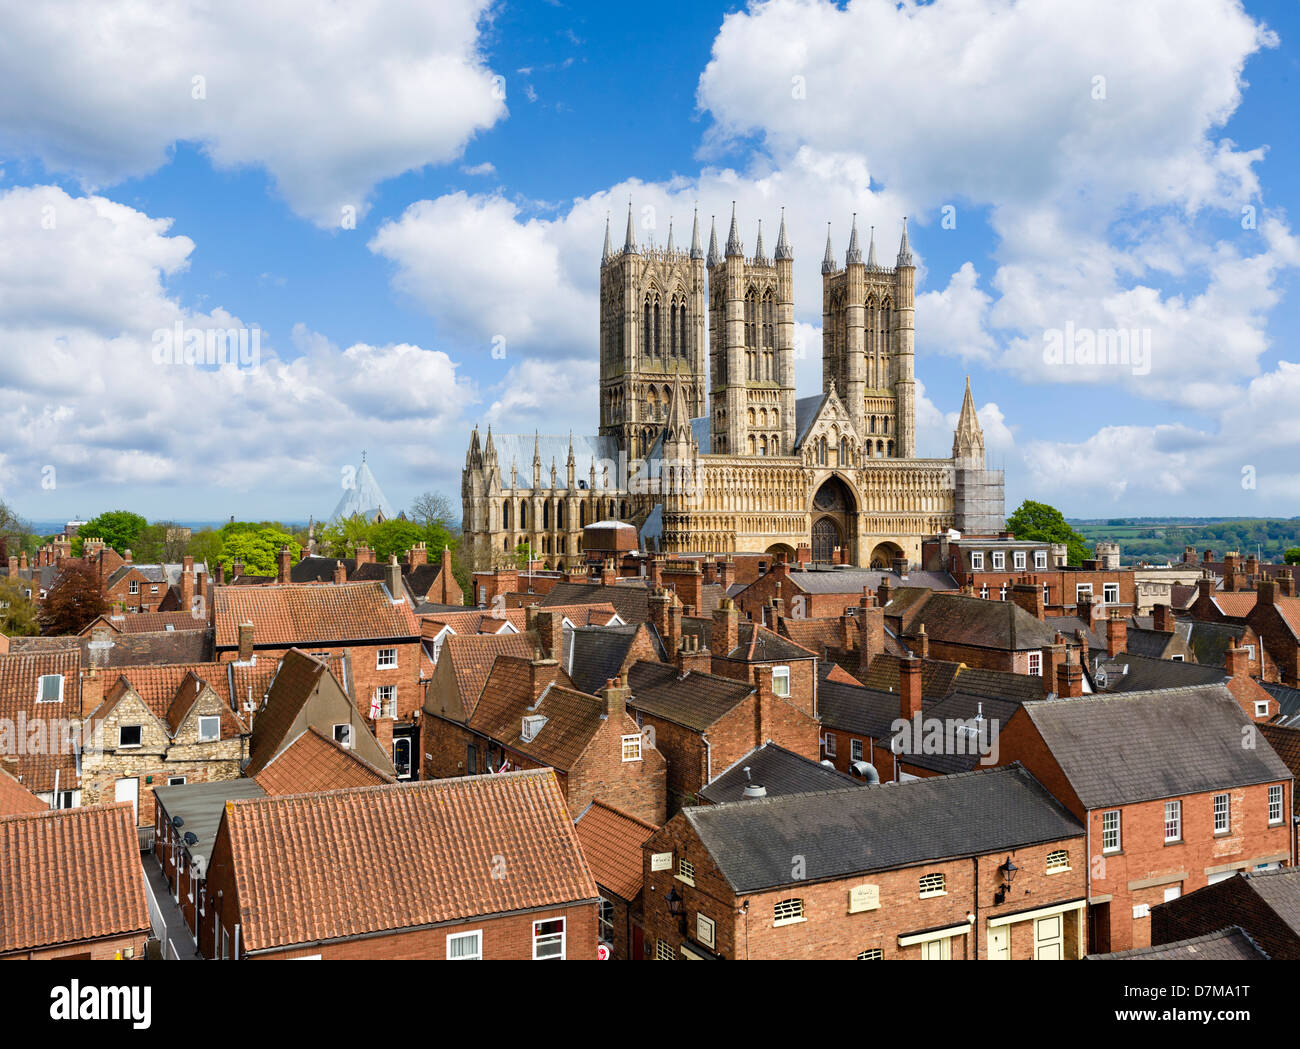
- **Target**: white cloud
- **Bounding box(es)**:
[0,185,474,512]
[0,0,506,225]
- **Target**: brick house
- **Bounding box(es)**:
[994,685,1295,954]
[243,648,395,779]
[199,769,600,960]
[81,668,249,828]
[1149,867,1300,960]
[574,799,658,960]
[733,560,955,623]
[1245,580,1300,687]
[641,764,1086,960]
[214,576,423,776]
[0,648,83,809]
[625,659,821,813]
[431,664,669,826]
[882,589,1059,675]
[0,802,151,959]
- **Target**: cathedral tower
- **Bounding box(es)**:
[821,217,917,458]
[598,203,708,461]
[706,204,797,456]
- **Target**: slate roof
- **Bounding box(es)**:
[816,673,908,738]
[856,653,963,698]
[684,763,1083,893]
[625,660,755,731]
[763,567,957,595]
[1090,653,1223,693]
[81,628,214,668]
[564,624,644,695]
[153,779,268,867]
[886,591,1057,650]
[0,803,151,954]
[1263,682,1300,727]
[289,555,355,583]
[214,581,420,647]
[1183,620,1250,668]
[574,800,657,901]
[254,727,394,795]
[699,742,863,804]
[1021,685,1293,808]
[541,581,651,623]
[223,770,599,953]
[682,619,816,662]
[883,692,1019,775]
[1087,927,1268,961]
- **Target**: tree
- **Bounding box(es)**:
[0,499,35,561]
[0,577,40,636]
[1286,548,1300,566]
[410,491,456,530]
[219,528,300,576]
[40,562,109,636]
[1005,500,1091,567]
[77,510,147,556]
[318,515,375,558]
[370,519,426,561]
[186,528,225,568]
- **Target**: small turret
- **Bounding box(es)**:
[846,213,863,265]
[821,223,836,275]
[774,207,793,261]
[623,201,638,256]
[897,216,913,268]
[690,206,704,261]
[866,225,878,269]
[707,215,721,267]
[725,201,743,257]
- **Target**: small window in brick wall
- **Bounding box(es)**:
[857,948,883,960]
[919,872,946,898]
[773,898,805,925]
[1046,850,1070,873]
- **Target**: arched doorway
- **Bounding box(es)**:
[810,476,857,564]
[869,541,904,569]
[766,542,796,564]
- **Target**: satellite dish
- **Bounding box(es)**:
[172,816,184,828]
[183,831,198,846]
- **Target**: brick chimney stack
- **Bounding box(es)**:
[601,558,618,586]
[908,623,930,660]
[675,633,711,674]
[599,675,630,719]
[877,577,892,608]
[407,542,428,569]
[1279,572,1297,598]
[900,655,923,721]
[647,557,663,590]
[216,560,226,586]
[1183,546,1197,564]
[1257,579,1278,607]
[1152,603,1174,632]
[181,555,194,610]
[1056,653,1083,698]
[437,546,456,603]
[384,555,403,601]
[528,608,567,662]
[6,555,16,577]
[18,551,27,571]
[333,560,346,584]
[857,604,885,679]
[1223,645,1248,679]
[1040,643,1066,698]
[716,557,735,590]
[713,597,740,657]
[753,665,776,744]
[1010,580,1045,620]
[529,657,559,701]
[277,546,291,584]
[354,543,374,567]
[237,622,254,663]
[1105,609,1127,658]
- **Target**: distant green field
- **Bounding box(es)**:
[1066,518,1300,563]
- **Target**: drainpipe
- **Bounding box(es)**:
[234,922,240,960]
[972,855,980,960]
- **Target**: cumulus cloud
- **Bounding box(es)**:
[0,0,506,225]
[0,186,474,513]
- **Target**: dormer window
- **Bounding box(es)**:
[521,714,547,742]
[969,552,984,571]
[991,552,1005,570]
[1034,551,1048,570]
[1013,552,1026,571]
[333,723,353,748]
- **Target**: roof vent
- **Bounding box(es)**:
[742,783,767,798]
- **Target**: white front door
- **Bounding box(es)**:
[920,936,951,960]
[114,776,139,823]
[1034,914,1063,960]
[988,926,1010,960]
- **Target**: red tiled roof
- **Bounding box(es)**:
[0,766,45,816]
[442,632,539,719]
[1274,596,1300,638]
[0,803,150,954]
[421,602,620,640]
[82,612,208,635]
[1214,593,1258,618]
[574,800,656,901]
[254,727,394,795]
[109,662,226,721]
[0,650,81,793]
[214,581,420,648]
[224,770,599,953]
[470,660,602,771]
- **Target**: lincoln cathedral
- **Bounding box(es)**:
[461,204,1004,570]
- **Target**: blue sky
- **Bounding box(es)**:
[1,0,1298,527]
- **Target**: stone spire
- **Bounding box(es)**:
[532,430,541,488]
[774,207,793,260]
[666,375,692,444]
[952,376,985,467]
[821,223,836,275]
[753,219,766,263]
[725,201,743,257]
[601,212,612,264]
[666,217,675,254]
[866,224,878,269]
[846,213,863,265]
[623,201,637,255]
[690,206,703,260]
[897,216,913,267]
[466,425,481,468]
[706,215,721,266]
[484,425,496,464]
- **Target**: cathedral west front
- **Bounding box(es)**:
[461,204,1004,570]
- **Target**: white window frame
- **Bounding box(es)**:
[676,857,695,886]
[1268,784,1283,825]
[1213,793,1229,834]
[1254,700,1270,718]
[446,929,482,960]
[1245,644,1256,660]
[118,724,143,749]
[128,580,139,595]
[597,898,615,944]
[656,938,673,961]
[197,715,220,742]
[1103,583,1120,603]
[621,734,642,762]
[773,898,805,926]
[1101,809,1121,853]
[333,723,353,748]
[1013,552,1026,571]
[167,776,187,786]
[36,674,64,703]
[696,912,716,949]
[823,733,837,758]
[375,684,397,718]
[1164,799,1181,843]
[918,872,947,898]
[857,948,883,960]
[1034,551,1048,570]
[532,917,566,960]
[850,738,864,762]
[376,647,398,669]
[150,585,159,594]
[1046,849,1070,874]
[1028,652,1042,677]
[969,552,984,571]
[1076,583,1093,602]
[991,551,1005,571]
[979,584,989,599]
[771,665,791,698]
